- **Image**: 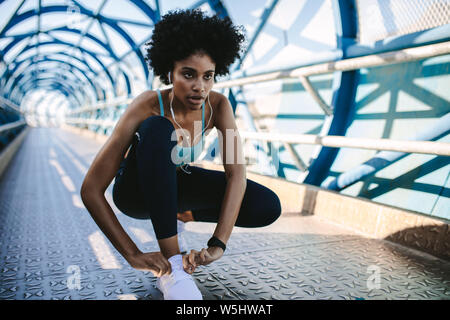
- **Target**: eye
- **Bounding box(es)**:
[183,72,193,79]
[204,74,213,80]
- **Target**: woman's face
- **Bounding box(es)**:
[171,52,215,110]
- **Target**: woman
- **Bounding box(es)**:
[80,9,281,300]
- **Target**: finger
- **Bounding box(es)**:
[189,250,198,266]
[154,257,171,276]
[183,260,194,273]
[158,263,169,276]
[183,263,190,274]
[150,266,161,278]
[195,250,204,265]
[185,264,195,274]
[157,264,166,278]
[200,248,207,264]
[188,250,196,263]
[182,255,194,273]
[182,254,189,269]
[163,259,172,275]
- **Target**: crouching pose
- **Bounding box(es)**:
[81,9,281,300]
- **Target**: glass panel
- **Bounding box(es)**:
[102,0,152,24]
[356,0,450,43]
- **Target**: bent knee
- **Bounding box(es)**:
[138,115,175,138]
[260,190,281,226]
[137,115,177,146]
[238,187,282,228]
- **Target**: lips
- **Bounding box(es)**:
[187,96,204,104]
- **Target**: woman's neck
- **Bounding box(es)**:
[169,89,201,119]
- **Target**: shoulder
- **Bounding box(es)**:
[208,90,231,127]
[208,90,231,115]
[130,90,158,111]
[112,90,162,137]
[124,89,163,120]
[209,90,228,105]
[208,90,238,132]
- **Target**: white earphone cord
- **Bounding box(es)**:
[170,90,213,174]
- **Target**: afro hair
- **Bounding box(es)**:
[145,9,245,85]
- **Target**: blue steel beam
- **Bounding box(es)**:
[2,51,106,102]
[70,0,109,51]
[2,40,116,100]
[325,113,450,191]
[1,27,123,91]
[21,84,80,109]
[190,0,208,10]
[18,70,86,93]
[20,78,83,107]
[96,14,149,81]
[0,4,150,97]
[67,0,135,99]
[347,23,450,58]
[36,0,42,66]
[18,71,87,99]
[13,73,85,103]
[48,26,120,60]
[2,41,112,94]
[206,0,229,19]
[10,57,101,101]
[303,0,359,186]
[235,0,279,70]
[13,66,87,93]
[20,82,77,102]
[7,67,98,108]
[22,77,84,104]
[17,51,101,84]
[0,0,26,38]
[154,0,161,21]
[127,0,159,22]
[7,51,95,83]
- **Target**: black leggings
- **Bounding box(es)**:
[112,115,281,240]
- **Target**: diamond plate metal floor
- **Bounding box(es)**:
[0,127,449,300]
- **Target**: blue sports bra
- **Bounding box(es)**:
[156,89,205,167]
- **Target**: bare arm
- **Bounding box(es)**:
[81,129,139,260]
[80,92,171,276]
[213,94,247,244]
[184,93,247,272]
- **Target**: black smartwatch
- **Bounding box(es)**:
[207,236,226,252]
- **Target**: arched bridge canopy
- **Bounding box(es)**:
[0,0,231,112]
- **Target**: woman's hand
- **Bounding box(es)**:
[126,252,172,277]
[182,247,224,274]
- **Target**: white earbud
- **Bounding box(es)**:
[168,72,171,83]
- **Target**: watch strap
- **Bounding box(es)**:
[207,236,226,252]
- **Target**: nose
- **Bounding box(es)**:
[192,78,206,93]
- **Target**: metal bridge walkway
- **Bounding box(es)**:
[0,127,449,300]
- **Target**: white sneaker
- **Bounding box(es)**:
[177,219,185,233]
[156,254,202,300]
[177,220,188,254]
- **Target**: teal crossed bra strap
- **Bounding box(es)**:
[156,89,164,116]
